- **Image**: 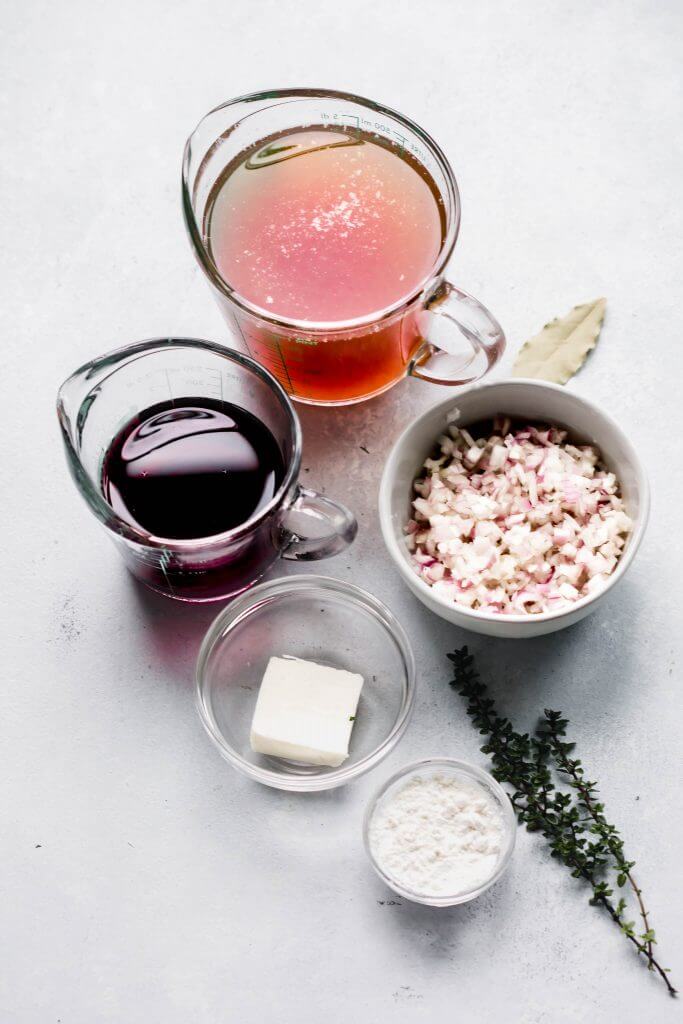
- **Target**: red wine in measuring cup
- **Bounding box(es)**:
[204,127,446,402]
[101,398,284,540]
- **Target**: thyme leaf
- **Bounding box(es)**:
[448,646,676,997]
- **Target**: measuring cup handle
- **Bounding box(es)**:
[408,281,505,385]
[278,486,357,561]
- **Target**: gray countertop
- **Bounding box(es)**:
[3,1,682,1020]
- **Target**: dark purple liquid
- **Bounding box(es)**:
[101,398,284,539]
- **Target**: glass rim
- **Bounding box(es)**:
[56,336,302,551]
[195,574,417,792]
[182,87,461,333]
[363,756,517,906]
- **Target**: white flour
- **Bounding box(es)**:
[368,772,505,897]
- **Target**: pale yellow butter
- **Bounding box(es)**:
[250,656,364,767]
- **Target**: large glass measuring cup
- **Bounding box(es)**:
[183,88,505,406]
[57,339,357,602]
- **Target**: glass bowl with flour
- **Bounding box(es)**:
[363,758,516,906]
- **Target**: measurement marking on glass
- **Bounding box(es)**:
[320,111,361,141]
[164,370,175,406]
[159,548,176,596]
[231,312,248,349]
[274,338,294,392]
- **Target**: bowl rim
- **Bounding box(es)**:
[195,574,417,791]
[363,756,517,906]
[379,377,650,626]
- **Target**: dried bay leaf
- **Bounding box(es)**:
[513,298,607,384]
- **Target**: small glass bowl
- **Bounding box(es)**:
[363,758,516,906]
[195,575,416,791]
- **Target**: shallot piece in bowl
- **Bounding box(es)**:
[407,416,633,615]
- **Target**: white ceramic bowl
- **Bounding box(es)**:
[379,379,649,638]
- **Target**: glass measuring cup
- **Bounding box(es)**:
[57,338,357,602]
[182,88,505,406]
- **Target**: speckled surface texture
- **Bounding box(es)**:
[3,2,682,1020]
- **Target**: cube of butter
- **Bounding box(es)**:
[250,656,364,767]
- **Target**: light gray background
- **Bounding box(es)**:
[3,2,682,1021]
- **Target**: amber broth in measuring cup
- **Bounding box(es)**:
[203,127,446,403]
[184,90,505,405]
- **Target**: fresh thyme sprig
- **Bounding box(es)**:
[448,646,676,997]
[538,711,655,963]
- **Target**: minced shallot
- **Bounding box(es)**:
[407,416,632,615]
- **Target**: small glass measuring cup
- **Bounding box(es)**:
[56,338,357,602]
[183,88,505,406]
